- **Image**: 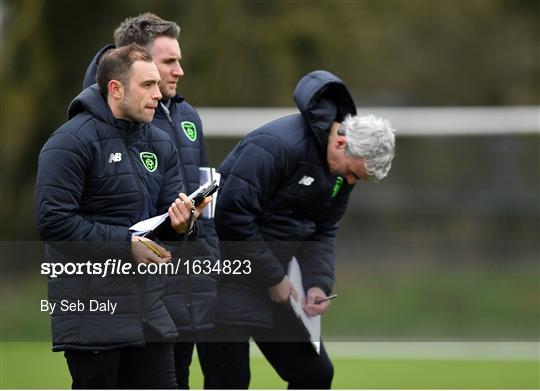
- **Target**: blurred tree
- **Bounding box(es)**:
[0,0,538,239]
[1,0,56,240]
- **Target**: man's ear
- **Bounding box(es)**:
[335,135,347,150]
[108,80,124,100]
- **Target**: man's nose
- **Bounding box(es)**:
[172,62,184,77]
[153,85,162,100]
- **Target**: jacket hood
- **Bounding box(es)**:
[83,44,116,90]
[293,70,357,151]
[68,84,127,129]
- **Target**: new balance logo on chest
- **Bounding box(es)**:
[298,175,315,186]
[108,153,122,163]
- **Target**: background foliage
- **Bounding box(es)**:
[0,0,538,240]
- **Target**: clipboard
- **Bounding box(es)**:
[287,257,321,354]
[129,180,219,239]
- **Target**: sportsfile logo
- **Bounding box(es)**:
[108,153,122,163]
[298,175,315,186]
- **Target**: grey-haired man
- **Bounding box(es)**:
[199,70,396,389]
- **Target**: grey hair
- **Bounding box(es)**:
[338,114,396,181]
[113,12,180,49]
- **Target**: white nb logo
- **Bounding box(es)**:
[298,175,315,186]
[108,153,122,163]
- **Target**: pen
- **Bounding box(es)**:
[314,294,338,305]
[138,238,166,258]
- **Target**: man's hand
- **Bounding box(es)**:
[131,236,171,264]
[168,193,212,234]
[268,276,298,304]
[303,287,331,317]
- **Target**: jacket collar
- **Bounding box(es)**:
[155,93,184,118]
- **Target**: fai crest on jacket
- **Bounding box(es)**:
[331,176,344,197]
[140,152,158,172]
[181,121,197,142]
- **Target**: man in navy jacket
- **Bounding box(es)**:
[83,13,219,388]
[199,70,396,389]
[36,45,209,388]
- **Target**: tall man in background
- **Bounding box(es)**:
[199,70,396,388]
[83,13,219,389]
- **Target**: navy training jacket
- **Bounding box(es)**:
[214,70,357,328]
[35,85,183,351]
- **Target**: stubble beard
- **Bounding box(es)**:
[119,96,148,124]
[160,84,176,101]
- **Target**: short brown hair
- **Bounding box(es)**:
[96,44,153,97]
[113,12,180,48]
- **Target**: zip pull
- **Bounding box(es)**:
[160,102,174,124]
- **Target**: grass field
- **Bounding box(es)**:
[1,267,538,388]
[1,342,538,389]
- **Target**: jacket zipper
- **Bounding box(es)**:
[122,131,147,326]
[160,103,197,334]
[160,103,190,187]
[123,134,145,221]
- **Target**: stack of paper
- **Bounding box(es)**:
[129,212,169,238]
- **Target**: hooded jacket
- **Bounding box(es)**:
[84,45,218,334]
[214,70,357,328]
[35,85,183,351]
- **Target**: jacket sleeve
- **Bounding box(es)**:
[35,131,130,241]
[215,134,293,287]
[297,186,352,295]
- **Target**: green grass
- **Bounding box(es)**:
[325,265,539,337]
[331,358,539,389]
[4,266,538,341]
[1,342,538,389]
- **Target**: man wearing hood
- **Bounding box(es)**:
[198,70,396,389]
[35,44,209,388]
[83,13,219,388]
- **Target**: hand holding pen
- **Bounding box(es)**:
[314,294,338,305]
[131,236,171,264]
[303,287,337,317]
